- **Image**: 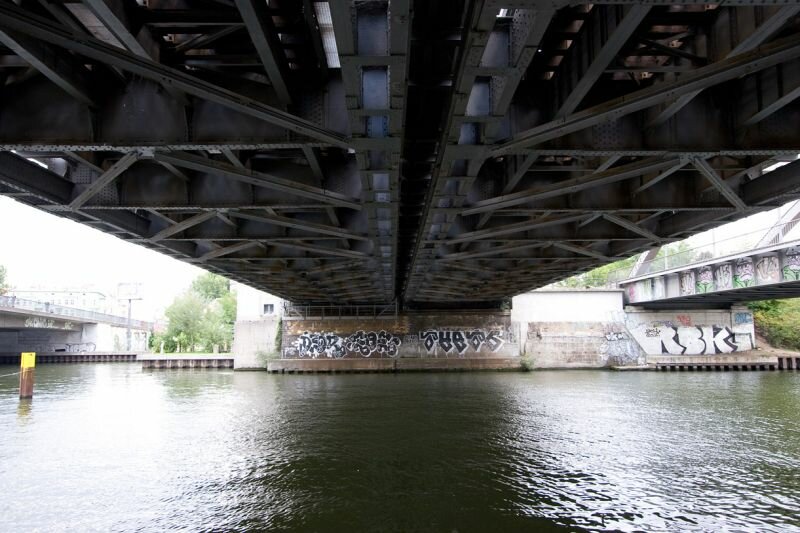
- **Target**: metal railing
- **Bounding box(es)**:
[283,301,399,320]
[607,217,800,286]
[0,295,153,330]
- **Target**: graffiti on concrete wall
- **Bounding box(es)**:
[783,247,800,281]
[755,255,780,284]
[630,324,752,355]
[33,342,97,353]
[734,312,753,325]
[291,330,402,358]
[24,317,56,329]
[420,329,505,355]
[734,257,755,288]
[599,330,641,365]
[714,263,733,290]
[345,330,402,357]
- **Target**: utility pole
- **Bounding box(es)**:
[118,283,142,352]
[126,297,133,351]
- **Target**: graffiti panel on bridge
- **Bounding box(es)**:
[679,271,696,295]
[630,324,752,355]
[783,247,800,281]
[734,257,755,288]
[652,276,666,299]
[695,266,714,293]
[755,255,780,284]
[714,263,733,290]
[420,329,506,356]
[290,330,402,358]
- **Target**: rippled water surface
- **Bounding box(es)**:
[1,365,800,532]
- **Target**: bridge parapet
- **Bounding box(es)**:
[619,241,800,306]
[0,295,153,329]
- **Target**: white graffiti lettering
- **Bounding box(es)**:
[24,317,56,329]
[631,325,748,355]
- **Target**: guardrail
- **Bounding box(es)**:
[0,295,152,330]
[283,301,398,320]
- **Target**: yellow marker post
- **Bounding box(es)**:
[19,352,35,399]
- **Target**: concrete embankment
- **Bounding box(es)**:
[649,354,780,371]
[139,355,234,369]
[0,352,138,364]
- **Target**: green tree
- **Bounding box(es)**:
[556,254,640,288]
[649,241,694,271]
[0,265,9,295]
[749,298,800,350]
[200,302,232,351]
[155,272,237,353]
[219,291,237,324]
[164,291,206,351]
[191,272,230,301]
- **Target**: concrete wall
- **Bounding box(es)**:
[232,317,280,369]
[229,291,759,370]
[282,312,519,359]
[625,306,755,356]
[83,323,149,352]
[233,282,284,321]
[0,320,148,354]
[511,291,756,367]
[512,290,641,368]
[512,289,624,322]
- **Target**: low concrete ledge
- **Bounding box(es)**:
[139,355,234,369]
[267,357,522,373]
[648,353,779,371]
[0,353,138,364]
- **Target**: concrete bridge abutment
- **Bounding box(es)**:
[233,291,765,371]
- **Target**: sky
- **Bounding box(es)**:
[0,196,204,321]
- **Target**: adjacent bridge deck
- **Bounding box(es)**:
[619,240,800,308]
[1,1,800,307]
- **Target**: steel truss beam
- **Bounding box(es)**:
[492,32,800,156]
[1,1,800,307]
[0,2,349,148]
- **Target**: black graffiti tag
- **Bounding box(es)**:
[421,331,438,351]
[452,331,467,354]
[421,329,506,354]
[466,331,485,351]
[485,331,504,352]
[343,330,402,357]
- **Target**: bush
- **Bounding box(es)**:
[749,298,800,351]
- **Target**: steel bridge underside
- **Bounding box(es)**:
[1,0,800,308]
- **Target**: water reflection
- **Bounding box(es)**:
[0,365,799,532]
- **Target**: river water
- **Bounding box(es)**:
[1,364,799,532]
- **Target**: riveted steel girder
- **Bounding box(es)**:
[1,1,800,307]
